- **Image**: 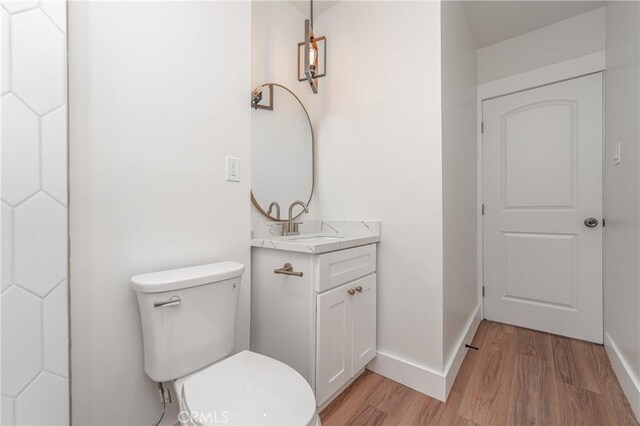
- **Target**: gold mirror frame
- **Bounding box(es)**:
[250,83,315,222]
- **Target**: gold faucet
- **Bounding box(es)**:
[267,202,281,220]
[283,200,309,236]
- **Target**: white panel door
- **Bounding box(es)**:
[316,283,353,405]
[352,274,377,373]
[483,73,603,343]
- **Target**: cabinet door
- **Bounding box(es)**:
[316,283,353,405]
[352,274,377,372]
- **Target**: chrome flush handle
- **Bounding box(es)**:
[154,296,181,308]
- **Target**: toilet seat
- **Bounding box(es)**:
[176,350,319,426]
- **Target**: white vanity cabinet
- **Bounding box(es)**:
[251,243,377,407]
[316,273,377,404]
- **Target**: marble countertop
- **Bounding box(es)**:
[251,220,381,254]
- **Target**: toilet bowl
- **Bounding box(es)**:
[130,262,320,426]
[174,351,319,426]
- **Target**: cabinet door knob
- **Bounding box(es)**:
[355,286,363,292]
[347,288,356,296]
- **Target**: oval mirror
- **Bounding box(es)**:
[251,83,314,221]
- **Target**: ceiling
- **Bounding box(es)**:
[462,1,606,48]
[289,0,340,18]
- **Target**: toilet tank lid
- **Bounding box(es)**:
[130,262,245,293]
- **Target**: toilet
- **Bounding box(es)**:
[130,262,320,426]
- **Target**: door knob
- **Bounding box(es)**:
[347,288,356,296]
[584,217,599,228]
[355,286,363,292]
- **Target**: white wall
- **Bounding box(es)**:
[313,0,445,374]
[1,2,69,424]
[477,7,605,83]
[440,1,478,370]
[604,1,640,419]
[68,2,251,424]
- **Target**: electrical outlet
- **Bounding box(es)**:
[226,156,240,182]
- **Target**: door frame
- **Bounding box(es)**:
[476,51,606,320]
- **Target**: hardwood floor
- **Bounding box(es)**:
[320,321,638,426]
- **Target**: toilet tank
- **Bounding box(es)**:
[130,262,245,382]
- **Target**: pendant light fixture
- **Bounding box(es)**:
[297,0,326,94]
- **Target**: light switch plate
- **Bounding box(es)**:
[226,156,240,182]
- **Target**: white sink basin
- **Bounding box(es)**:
[290,236,343,243]
[251,221,380,254]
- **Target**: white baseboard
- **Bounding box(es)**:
[368,305,482,402]
[604,332,640,421]
[444,304,481,398]
[367,351,447,401]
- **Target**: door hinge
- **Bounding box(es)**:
[481,204,485,215]
[482,286,485,297]
[481,121,485,133]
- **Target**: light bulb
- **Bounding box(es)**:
[309,40,318,76]
[309,45,317,65]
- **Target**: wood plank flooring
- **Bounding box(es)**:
[320,321,638,425]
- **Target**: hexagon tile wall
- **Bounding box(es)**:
[1,0,69,424]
